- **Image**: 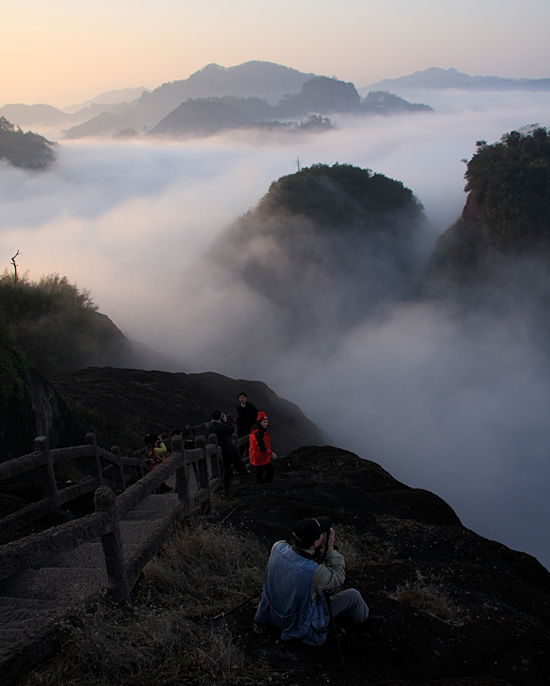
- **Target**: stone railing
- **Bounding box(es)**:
[0,432,143,541]
[0,433,228,602]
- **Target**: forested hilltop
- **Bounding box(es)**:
[208,162,430,348]
[0,271,132,375]
[423,126,550,291]
[464,126,550,251]
[0,117,56,169]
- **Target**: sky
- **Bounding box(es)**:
[2,0,550,108]
[1,90,550,568]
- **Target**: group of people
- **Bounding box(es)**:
[143,392,278,486]
[211,392,278,485]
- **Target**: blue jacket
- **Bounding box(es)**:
[254,541,329,645]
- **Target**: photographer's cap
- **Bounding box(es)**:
[292,516,332,548]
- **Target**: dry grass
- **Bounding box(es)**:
[390,572,463,625]
[336,525,396,567]
[22,522,270,686]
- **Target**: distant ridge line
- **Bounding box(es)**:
[363,66,550,93]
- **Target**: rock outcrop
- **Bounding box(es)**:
[0,369,83,461]
[45,366,326,456]
[216,445,550,685]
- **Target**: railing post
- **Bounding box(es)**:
[35,436,61,513]
[193,436,211,500]
[171,435,192,515]
[87,432,104,485]
[94,485,131,603]
[111,445,126,491]
[208,434,225,488]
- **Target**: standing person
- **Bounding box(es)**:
[254,516,384,645]
[249,411,277,484]
[236,392,257,456]
[209,410,243,482]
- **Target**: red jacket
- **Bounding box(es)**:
[249,428,272,466]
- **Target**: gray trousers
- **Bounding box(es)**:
[329,588,369,623]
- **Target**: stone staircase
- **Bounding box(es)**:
[0,488,182,684]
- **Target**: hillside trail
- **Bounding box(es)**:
[0,471,195,683]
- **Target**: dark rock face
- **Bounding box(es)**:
[422,127,550,297]
[420,194,502,297]
[0,369,83,460]
[45,366,326,455]
[215,445,550,685]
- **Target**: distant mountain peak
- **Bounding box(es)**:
[362,67,550,94]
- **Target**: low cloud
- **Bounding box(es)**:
[1,92,549,568]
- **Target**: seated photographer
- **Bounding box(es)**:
[254,516,383,645]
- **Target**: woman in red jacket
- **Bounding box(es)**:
[249,411,278,484]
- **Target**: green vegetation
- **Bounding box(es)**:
[464,126,550,251]
[0,271,104,374]
[257,162,423,228]
[0,116,56,169]
[0,306,29,404]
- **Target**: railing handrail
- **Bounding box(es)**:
[0,433,225,600]
[0,439,136,482]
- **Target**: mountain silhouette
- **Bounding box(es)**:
[363,66,550,94]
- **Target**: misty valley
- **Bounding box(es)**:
[1,63,550,579]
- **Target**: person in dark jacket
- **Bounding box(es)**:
[209,410,245,480]
[249,411,277,484]
[236,392,257,456]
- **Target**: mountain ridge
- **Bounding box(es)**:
[363,66,550,94]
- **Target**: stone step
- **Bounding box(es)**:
[2,566,107,602]
[119,518,171,546]
[0,487,193,682]
[122,493,178,519]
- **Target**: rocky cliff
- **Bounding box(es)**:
[45,366,326,456]
[0,369,83,460]
[421,126,550,297]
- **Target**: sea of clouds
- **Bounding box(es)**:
[1,89,549,568]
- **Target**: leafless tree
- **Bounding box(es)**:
[11,249,21,284]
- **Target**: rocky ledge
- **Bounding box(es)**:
[212,445,550,685]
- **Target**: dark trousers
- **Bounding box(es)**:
[255,462,274,484]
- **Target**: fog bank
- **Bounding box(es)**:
[1,91,549,568]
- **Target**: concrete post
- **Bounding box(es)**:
[207,433,225,488]
[94,485,131,603]
[87,432,104,485]
[171,435,192,515]
[35,436,61,513]
[194,435,211,500]
[111,445,126,490]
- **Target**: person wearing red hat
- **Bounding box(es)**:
[248,411,278,484]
